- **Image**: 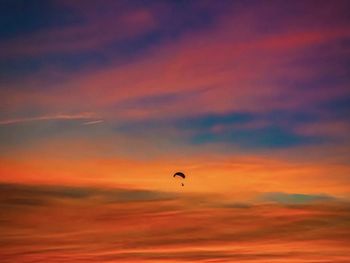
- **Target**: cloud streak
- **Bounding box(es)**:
[81,120,104,125]
[0,113,97,126]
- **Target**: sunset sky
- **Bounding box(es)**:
[1,0,350,262]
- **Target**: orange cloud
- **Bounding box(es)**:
[1,183,349,262]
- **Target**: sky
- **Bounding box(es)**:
[0,0,350,262]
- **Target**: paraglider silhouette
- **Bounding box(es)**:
[173,172,186,186]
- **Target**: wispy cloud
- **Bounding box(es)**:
[0,113,97,126]
[82,120,104,125]
[259,192,337,204]
[1,0,349,155]
[0,4,158,58]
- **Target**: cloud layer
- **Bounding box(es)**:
[1,183,350,262]
[1,2,350,261]
[1,0,349,155]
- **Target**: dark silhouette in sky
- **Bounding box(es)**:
[173,172,186,186]
[173,172,186,179]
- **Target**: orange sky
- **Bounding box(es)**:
[1,0,350,261]
[1,183,350,262]
[1,153,350,199]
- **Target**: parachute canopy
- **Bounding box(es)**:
[173,172,185,179]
